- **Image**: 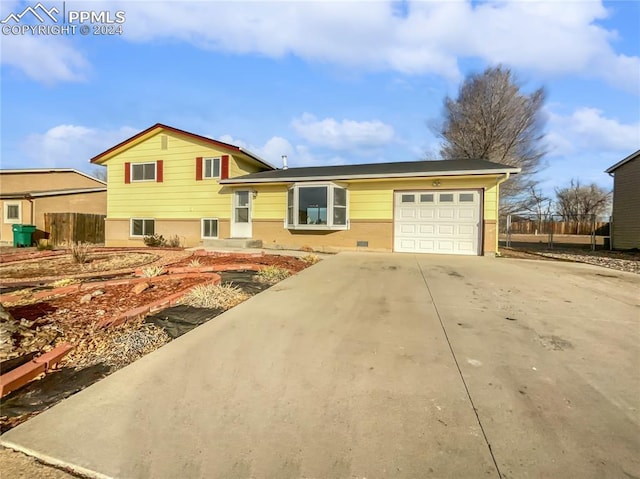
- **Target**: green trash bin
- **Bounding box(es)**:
[12,224,36,247]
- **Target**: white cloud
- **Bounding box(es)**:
[547,107,640,156]
[22,125,138,172]
[291,113,395,150]
[106,0,638,93]
[1,34,89,84]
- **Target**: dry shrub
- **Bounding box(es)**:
[301,254,320,265]
[181,283,249,310]
[50,278,80,287]
[167,235,182,248]
[141,265,165,277]
[37,239,53,251]
[256,266,291,284]
[71,242,90,264]
[66,319,170,370]
[188,258,202,268]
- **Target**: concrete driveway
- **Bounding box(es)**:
[2,253,639,479]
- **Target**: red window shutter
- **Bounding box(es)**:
[124,162,130,184]
[221,155,229,180]
[196,157,203,181]
[156,160,163,182]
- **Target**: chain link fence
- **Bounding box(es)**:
[500,214,610,251]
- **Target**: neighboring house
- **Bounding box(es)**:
[91,123,520,255]
[605,149,640,250]
[0,169,106,245]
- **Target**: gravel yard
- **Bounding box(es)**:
[501,247,639,274]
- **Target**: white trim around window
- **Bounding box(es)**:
[4,202,21,224]
[130,218,155,237]
[201,218,219,239]
[203,157,221,179]
[131,162,157,182]
[286,182,349,230]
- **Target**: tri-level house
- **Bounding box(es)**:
[91,124,519,255]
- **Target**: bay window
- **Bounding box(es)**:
[286,183,348,229]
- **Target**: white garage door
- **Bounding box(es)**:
[394,190,481,255]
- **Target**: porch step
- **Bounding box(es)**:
[202,238,263,249]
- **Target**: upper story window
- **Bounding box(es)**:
[131,162,156,181]
[286,183,348,230]
[203,157,221,179]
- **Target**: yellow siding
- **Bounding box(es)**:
[106,130,264,220]
[252,176,501,222]
[252,185,287,219]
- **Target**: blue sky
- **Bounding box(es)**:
[1,0,639,196]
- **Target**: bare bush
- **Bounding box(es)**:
[181,283,249,310]
[141,265,165,278]
[256,266,291,284]
[71,242,90,264]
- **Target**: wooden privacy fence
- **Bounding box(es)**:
[44,213,106,246]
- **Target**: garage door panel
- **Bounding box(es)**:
[400,224,416,234]
[419,224,435,234]
[394,190,481,255]
[458,208,476,220]
[437,224,455,235]
[458,224,475,235]
[400,209,416,219]
[438,208,455,219]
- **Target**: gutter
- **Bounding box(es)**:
[220,168,521,184]
[494,172,511,255]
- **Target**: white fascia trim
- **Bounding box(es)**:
[220,168,521,184]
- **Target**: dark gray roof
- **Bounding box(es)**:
[221,159,520,184]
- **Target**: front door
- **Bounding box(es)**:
[231,190,252,238]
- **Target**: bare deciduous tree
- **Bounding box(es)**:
[555,179,611,220]
[435,65,547,206]
[520,186,553,231]
[92,167,107,182]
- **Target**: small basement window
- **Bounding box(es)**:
[286,183,348,230]
[4,202,21,223]
[202,218,219,239]
[131,218,155,237]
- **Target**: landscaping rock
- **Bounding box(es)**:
[91,289,105,297]
[79,294,92,304]
[131,282,150,294]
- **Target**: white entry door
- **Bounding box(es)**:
[394,190,481,255]
[231,190,252,238]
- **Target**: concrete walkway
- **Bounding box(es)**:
[2,253,639,479]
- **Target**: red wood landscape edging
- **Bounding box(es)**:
[0,343,73,398]
[0,272,221,304]
[95,274,221,328]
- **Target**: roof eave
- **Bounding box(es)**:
[605,149,640,173]
[220,168,520,184]
[90,123,275,170]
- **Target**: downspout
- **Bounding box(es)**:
[494,173,511,255]
[25,194,34,225]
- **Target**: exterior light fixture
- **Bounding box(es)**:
[432,180,441,187]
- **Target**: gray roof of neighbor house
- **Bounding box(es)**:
[220,159,520,184]
[605,149,640,174]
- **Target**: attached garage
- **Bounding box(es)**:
[394,190,481,255]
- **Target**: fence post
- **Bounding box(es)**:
[506,215,512,248]
[548,216,554,249]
